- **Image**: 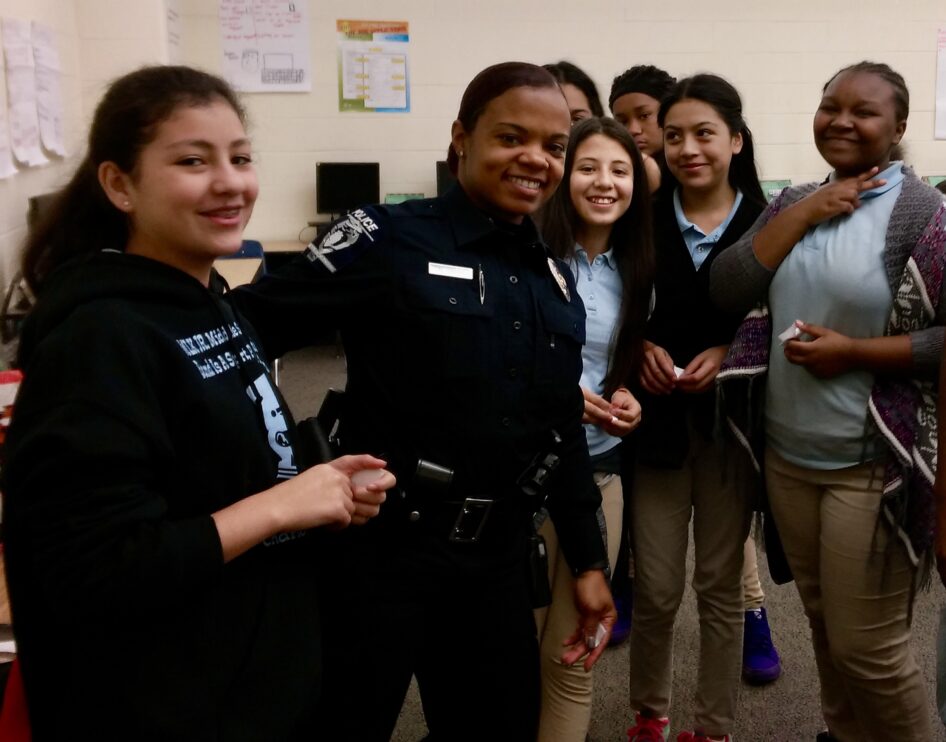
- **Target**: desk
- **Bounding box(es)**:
[262,240,308,253]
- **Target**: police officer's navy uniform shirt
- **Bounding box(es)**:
[232,185,607,572]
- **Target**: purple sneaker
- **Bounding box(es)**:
[609,594,632,647]
[742,607,781,684]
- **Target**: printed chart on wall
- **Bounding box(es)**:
[337,20,409,113]
[937,28,946,140]
[219,0,311,93]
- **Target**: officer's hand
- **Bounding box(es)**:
[561,570,616,671]
[640,341,676,395]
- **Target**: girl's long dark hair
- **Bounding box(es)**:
[657,73,766,209]
[540,117,655,395]
[22,65,246,293]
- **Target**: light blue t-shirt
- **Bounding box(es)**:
[765,161,904,469]
[570,245,623,458]
[674,188,745,270]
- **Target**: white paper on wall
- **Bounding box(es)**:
[0,107,18,179]
[219,0,311,93]
[937,28,946,140]
[0,29,18,179]
[166,0,182,64]
[31,21,65,156]
[1,18,47,166]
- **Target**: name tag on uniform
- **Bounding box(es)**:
[428,262,474,280]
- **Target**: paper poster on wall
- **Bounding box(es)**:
[0,30,17,178]
[937,29,946,139]
[166,0,183,64]
[1,18,46,167]
[31,22,65,157]
[219,0,311,93]
[337,20,409,113]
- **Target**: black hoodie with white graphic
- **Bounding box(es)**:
[3,252,320,741]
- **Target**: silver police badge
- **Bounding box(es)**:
[547,257,570,301]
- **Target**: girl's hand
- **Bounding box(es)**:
[783,321,855,378]
[581,386,613,426]
[799,167,886,226]
[676,345,729,393]
[640,341,676,395]
[331,456,395,526]
[601,387,642,437]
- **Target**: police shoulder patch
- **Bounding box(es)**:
[305,208,383,274]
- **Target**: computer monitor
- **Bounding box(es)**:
[316,162,380,216]
[436,160,456,196]
[28,192,60,231]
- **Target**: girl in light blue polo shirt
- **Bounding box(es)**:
[536,116,655,742]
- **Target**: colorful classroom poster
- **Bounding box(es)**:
[937,28,946,139]
[337,20,409,113]
[219,0,311,93]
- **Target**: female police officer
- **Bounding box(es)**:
[232,62,617,741]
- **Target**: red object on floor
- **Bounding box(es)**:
[0,658,31,741]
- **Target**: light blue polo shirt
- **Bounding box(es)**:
[765,161,904,469]
[674,188,745,270]
[570,245,623,458]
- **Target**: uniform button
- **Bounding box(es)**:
[508,367,518,378]
[513,320,522,331]
[509,275,519,284]
[501,417,511,427]
[589,294,595,300]
[448,297,458,305]
[409,510,421,522]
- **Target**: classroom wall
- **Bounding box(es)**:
[1,0,945,272]
[0,0,169,297]
[176,0,946,241]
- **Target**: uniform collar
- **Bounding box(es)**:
[443,183,545,252]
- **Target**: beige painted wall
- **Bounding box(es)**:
[1,0,945,282]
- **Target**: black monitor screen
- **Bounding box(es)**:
[316,162,380,216]
[436,160,456,196]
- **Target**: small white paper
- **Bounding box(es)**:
[673,366,684,378]
[351,469,385,487]
[778,322,802,345]
[428,262,473,280]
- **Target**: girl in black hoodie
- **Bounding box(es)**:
[2,65,393,741]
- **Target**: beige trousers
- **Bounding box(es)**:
[742,535,765,611]
[765,447,932,742]
[534,473,623,742]
[628,429,751,736]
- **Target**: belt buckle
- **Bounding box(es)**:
[448,497,493,543]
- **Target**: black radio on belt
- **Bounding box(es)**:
[517,429,563,501]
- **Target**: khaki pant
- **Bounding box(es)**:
[742,535,765,610]
[628,430,751,736]
[534,473,623,742]
[765,447,931,742]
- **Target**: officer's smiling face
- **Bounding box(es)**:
[451,86,570,224]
